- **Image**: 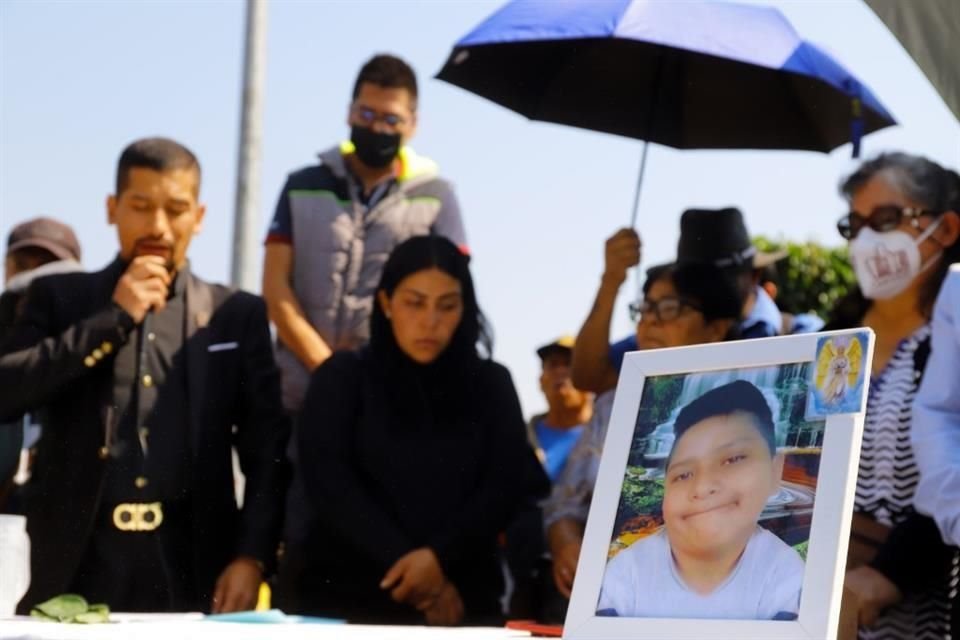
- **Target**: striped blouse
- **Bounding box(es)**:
[856,324,956,640]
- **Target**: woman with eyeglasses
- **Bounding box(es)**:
[544,261,742,607]
[292,235,548,625]
[826,152,960,640]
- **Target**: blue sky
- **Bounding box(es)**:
[2,0,958,416]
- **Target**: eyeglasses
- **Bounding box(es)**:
[628,297,701,324]
[836,205,938,240]
[352,106,407,128]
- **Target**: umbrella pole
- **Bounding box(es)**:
[630,49,662,228]
[629,139,651,228]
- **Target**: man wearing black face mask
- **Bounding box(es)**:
[263,53,466,411]
[262,53,466,612]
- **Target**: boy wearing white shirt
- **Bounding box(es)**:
[597,380,804,620]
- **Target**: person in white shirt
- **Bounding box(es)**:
[913,263,960,548]
[597,380,804,620]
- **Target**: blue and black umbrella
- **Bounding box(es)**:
[437,0,896,222]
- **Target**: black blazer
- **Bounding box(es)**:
[0,260,289,611]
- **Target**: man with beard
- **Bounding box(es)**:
[263,54,466,611]
[0,137,288,614]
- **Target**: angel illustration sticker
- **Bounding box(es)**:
[806,332,869,418]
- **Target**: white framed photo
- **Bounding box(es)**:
[564,329,874,640]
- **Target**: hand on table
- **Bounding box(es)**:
[380,547,446,608]
[211,556,263,613]
[423,580,465,626]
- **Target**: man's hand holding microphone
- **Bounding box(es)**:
[112,255,171,322]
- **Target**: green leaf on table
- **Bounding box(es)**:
[34,594,89,621]
[29,609,57,622]
[74,610,110,624]
[30,594,111,623]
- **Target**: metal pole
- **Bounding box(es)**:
[629,140,650,228]
[629,49,662,228]
[231,0,267,291]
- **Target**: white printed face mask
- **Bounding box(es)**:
[849,218,943,300]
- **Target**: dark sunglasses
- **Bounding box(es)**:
[628,297,701,324]
[836,205,937,240]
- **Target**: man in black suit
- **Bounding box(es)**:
[0,137,289,613]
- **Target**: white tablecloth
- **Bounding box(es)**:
[0,615,533,640]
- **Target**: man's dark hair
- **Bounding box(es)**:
[352,54,418,109]
[669,380,777,464]
[756,264,779,287]
[728,264,755,306]
[116,137,201,196]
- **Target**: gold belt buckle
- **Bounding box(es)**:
[112,502,164,532]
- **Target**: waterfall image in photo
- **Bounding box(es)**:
[609,361,822,561]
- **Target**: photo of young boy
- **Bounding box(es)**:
[596,380,805,620]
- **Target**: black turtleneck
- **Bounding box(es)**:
[296,343,547,624]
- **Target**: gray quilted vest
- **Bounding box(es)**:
[278,145,455,411]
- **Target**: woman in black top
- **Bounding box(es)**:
[295,235,547,625]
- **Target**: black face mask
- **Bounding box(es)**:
[350,125,401,169]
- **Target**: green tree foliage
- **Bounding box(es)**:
[753,236,857,320]
[620,472,665,517]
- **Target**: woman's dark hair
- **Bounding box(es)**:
[644,262,744,322]
[641,262,674,297]
[641,262,743,340]
[834,152,960,321]
[370,235,492,361]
